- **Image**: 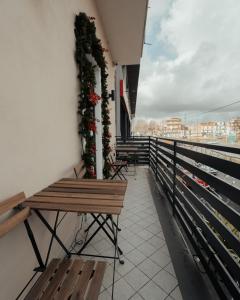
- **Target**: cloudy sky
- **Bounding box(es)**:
[136,0,240,122]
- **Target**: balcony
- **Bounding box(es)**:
[1,137,239,300]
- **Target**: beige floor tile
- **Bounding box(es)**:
[115,257,135,276]
[126,249,146,266]
[153,269,178,294]
[139,280,167,300]
[138,258,162,278]
[138,242,157,257]
[124,267,150,290]
[107,278,135,300]
[149,249,171,267]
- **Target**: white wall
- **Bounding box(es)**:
[0,1,115,298]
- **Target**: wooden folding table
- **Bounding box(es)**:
[24,178,127,261]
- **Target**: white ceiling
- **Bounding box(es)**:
[95,0,148,65]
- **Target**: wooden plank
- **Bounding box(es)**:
[40,259,73,300]
[24,259,61,300]
[0,207,30,238]
[34,191,124,201]
[71,260,95,300]
[52,182,126,191]
[26,196,123,207]
[0,192,26,216]
[86,261,106,300]
[23,202,122,215]
[55,259,83,300]
[44,187,126,196]
[62,178,126,184]
[59,180,127,188]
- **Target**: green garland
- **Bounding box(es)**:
[74,12,111,178]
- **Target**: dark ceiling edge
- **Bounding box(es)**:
[126,64,140,116]
[141,0,149,57]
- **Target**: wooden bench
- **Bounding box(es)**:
[0,193,106,300]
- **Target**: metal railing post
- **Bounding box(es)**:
[172,140,177,215]
[155,137,158,179]
[148,136,150,165]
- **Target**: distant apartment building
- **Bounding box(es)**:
[228,117,240,142]
[163,117,187,138]
[200,121,218,136]
[229,117,240,132]
[215,121,227,136]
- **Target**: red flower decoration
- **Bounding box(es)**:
[87,166,96,177]
[88,91,101,105]
[88,121,97,132]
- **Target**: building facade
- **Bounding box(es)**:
[0,1,147,298]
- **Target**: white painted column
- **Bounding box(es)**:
[95,67,103,179]
[115,65,122,137]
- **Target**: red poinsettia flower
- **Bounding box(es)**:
[88,91,101,105]
[87,166,96,178]
[88,121,97,132]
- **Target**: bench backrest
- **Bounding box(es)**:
[73,160,86,178]
[0,192,30,238]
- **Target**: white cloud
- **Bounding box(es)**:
[137,0,240,121]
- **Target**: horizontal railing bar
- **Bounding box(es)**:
[153,137,240,155]
[176,146,240,180]
[120,135,240,155]
[157,146,174,161]
[176,156,240,205]
[156,139,174,150]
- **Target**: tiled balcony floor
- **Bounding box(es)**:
[77,166,182,300]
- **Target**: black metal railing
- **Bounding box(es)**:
[116,136,240,300]
[116,136,150,165]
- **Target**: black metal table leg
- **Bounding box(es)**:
[110,215,123,300]
[77,214,123,256]
[100,214,121,232]
[76,214,111,255]
[24,219,45,272]
[34,209,70,257]
[91,214,123,255]
[111,165,126,180]
[44,211,60,267]
[84,213,101,232]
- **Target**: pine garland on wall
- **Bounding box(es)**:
[74,12,111,178]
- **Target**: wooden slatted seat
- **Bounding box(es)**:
[0,193,106,300]
[108,156,127,180]
[25,259,106,300]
